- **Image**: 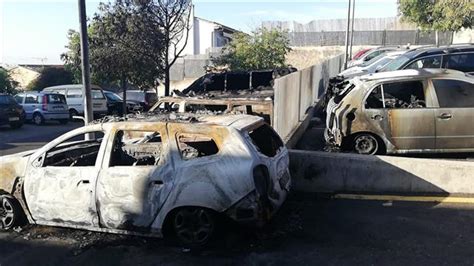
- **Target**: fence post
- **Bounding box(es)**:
[414,29,420,45]
[382,30,387,46]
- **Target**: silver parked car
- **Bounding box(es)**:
[14,92,69,125]
[325,69,474,155]
[0,114,291,246]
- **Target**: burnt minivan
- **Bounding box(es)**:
[325,69,474,155]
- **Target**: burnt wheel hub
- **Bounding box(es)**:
[0,197,15,229]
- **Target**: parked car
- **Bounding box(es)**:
[325,68,474,155]
[103,90,142,115]
[339,51,407,79]
[352,48,372,60]
[378,45,474,74]
[125,90,158,111]
[14,92,69,125]
[42,84,108,118]
[347,46,404,68]
[0,94,25,129]
[0,114,290,246]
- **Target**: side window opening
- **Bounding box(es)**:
[110,130,163,167]
[365,81,426,109]
[383,81,426,108]
[43,131,104,167]
[248,124,283,157]
[433,79,474,108]
[178,135,219,160]
[365,85,384,109]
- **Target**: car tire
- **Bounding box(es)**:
[352,133,382,155]
[0,194,25,230]
[170,207,216,248]
[32,113,44,126]
[58,119,68,125]
[69,109,78,120]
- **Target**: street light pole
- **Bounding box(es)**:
[78,0,93,125]
[349,0,356,59]
[343,0,352,70]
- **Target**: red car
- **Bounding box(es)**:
[352,48,372,60]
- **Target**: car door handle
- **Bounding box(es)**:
[438,113,452,119]
[151,180,164,186]
[371,114,384,120]
[77,180,90,186]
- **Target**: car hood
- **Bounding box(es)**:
[0,149,36,193]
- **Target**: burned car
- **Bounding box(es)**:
[0,114,290,246]
[325,69,474,155]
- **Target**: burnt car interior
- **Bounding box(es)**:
[178,134,219,160]
[110,130,163,166]
[43,132,105,167]
[365,81,426,109]
[248,124,283,157]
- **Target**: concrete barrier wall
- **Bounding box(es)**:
[290,150,474,195]
[273,54,344,141]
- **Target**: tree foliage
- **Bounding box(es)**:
[26,67,74,91]
[212,28,292,71]
[398,0,474,31]
[61,0,192,95]
[0,68,18,94]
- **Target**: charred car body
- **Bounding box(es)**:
[325,69,474,155]
[150,69,296,125]
[0,114,290,246]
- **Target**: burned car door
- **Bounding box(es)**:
[96,126,174,232]
[365,81,435,151]
[432,79,474,150]
[24,130,106,227]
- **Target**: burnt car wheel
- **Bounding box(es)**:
[353,134,380,155]
[172,207,215,247]
[0,195,23,230]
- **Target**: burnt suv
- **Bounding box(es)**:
[0,94,25,129]
[0,114,290,246]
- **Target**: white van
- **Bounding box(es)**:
[42,84,108,118]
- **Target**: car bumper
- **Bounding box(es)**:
[226,169,291,226]
[44,113,70,120]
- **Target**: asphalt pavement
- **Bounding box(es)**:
[2,196,474,265]
[0,121,82,156]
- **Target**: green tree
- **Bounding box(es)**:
[0,68,18,94]
[212,28,292,71]
[26,67,74,91]
[398,0,473,32]
[61,30,83,83]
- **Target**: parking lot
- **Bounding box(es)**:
[2,195,474,266]
[0,122,81,156]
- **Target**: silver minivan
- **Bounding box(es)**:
[325,69,474,155]
[14,92,69,125]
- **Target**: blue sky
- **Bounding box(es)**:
[0,0,398,64]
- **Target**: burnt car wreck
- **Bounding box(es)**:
[150,69,297,125]
[0,114,291,246]
[325,69,474,155]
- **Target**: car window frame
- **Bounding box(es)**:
[403,55,444,70]
[443,52,474,73]
[174,132,221,162]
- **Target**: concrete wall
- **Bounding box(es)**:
[263,17,416,32]
[273,54,344,141]
[290,150,474,195]
[286,30,453,47]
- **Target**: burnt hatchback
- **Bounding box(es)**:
[0,114,290,246]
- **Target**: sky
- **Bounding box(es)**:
[0,0,398,65]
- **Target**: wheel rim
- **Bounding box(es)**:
[173,208,214,245]
[34,115,42,125]
[354,135,378,155]
[0,197,15,229]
